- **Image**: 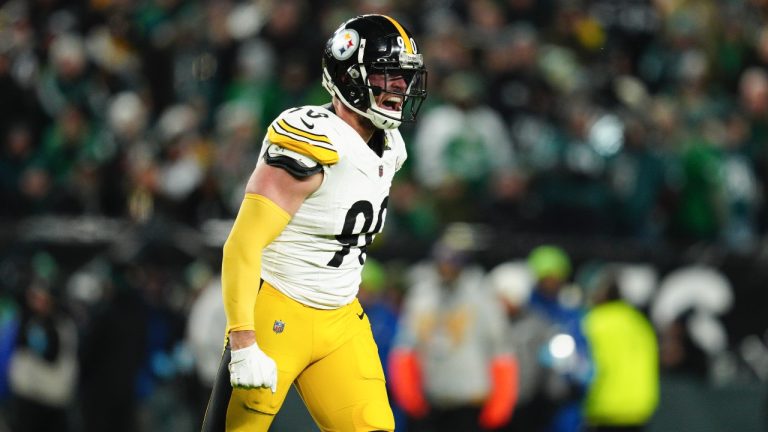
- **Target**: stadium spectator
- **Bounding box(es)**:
[526,245,591,432]
[389,234,518,432]
[581,267,660,432]
[488,260,571,432]
[8,253,78,432]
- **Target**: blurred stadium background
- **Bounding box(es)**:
[1,0,768,431]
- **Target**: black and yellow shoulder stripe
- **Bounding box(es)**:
[267,119,339,165]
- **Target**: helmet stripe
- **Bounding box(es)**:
[382,15,413,54]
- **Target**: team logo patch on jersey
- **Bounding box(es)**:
[379,165,384,177]
[273,320,285,334]
[331,29,359,61]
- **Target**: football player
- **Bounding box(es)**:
[201,14,427,432]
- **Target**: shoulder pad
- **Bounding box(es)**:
[266,106,339,165]
[263,144,323,178]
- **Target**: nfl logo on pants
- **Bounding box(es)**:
[273,320,285,334]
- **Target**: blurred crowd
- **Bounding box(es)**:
[3,0,768,248]
[2,0,768,431]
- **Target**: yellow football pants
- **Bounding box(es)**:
[203,281,394,432]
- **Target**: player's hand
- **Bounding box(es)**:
[228,342,278,393]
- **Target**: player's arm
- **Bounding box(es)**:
[225,162,321,344]
[226,106,333,347]
[223,160,322,390]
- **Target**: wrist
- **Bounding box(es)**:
[229,330,256,350]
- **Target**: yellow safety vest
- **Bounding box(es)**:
[583,301,660,425]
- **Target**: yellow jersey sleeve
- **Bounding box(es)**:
[222,193,291,333]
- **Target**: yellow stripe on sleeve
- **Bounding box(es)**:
[267,125,339,165]
[277,119,332,144]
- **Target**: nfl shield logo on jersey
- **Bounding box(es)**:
[273,320,285,334]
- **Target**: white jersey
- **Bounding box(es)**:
[258,105,407,309]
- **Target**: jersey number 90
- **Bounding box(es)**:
[327,197,389,267]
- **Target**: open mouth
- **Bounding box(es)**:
[380,95,403,111]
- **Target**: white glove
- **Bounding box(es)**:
[228,343,278,393]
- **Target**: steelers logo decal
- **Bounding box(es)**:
[331,29,360,61]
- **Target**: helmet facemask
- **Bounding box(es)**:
[363,53,427,129]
